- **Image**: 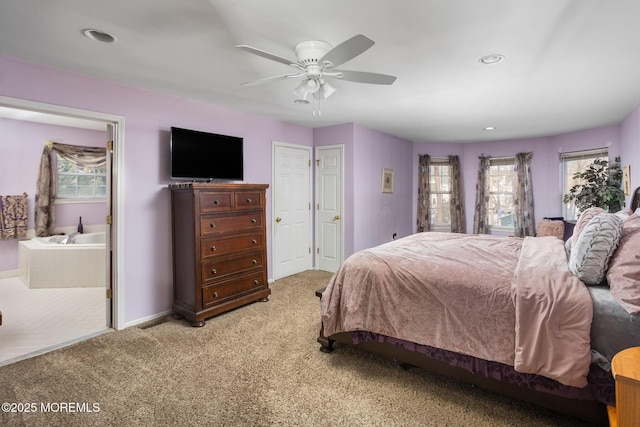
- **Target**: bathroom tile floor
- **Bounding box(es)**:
[0,277,108,366]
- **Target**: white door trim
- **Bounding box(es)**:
[0,95,126,330]
[271,141,313,279]
[315,144,345,272]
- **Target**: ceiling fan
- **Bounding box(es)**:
[236,34,396,113]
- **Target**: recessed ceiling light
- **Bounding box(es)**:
[484,126,497,131]
[294,99,309,104]
[82,28,117,43]
[479,54,504,65]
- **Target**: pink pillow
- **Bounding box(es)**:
[606,214,640,314]
[536,219,564,239]
[572,207,605,250]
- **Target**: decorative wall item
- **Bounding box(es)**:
[623,165,631,195]
[382,168,394,193]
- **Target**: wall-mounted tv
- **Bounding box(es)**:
[170,126,244,181]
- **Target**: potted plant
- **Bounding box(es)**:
[563,156,625,214]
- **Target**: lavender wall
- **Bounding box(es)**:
[352,124,412,252]
[0,118,106,271]
[0,55,313,324]
[620,102,640,206]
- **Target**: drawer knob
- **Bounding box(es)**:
[251,239,257,244]
[213,292,219,298]
[211,246,216,251]
[251,218,257,223]
[246,198,252,203]
[252,259,257,264]
[254,280,260,286]
[211,268,217,274]
[214,200,220,205]
[210,222,216,228]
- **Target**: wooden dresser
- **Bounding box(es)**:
[169,183,270,326]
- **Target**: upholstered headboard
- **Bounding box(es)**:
[631,186,640,211]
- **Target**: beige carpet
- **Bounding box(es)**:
[0,270,592,426]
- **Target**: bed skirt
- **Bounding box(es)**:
[352,331,614,405]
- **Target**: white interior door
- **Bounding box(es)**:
[315,145,343,273]
[272,142,312,279]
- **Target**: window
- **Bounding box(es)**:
[428,159,451,231]
[561,149,608,220]
[488,157,516,229]
[56,153,107,199]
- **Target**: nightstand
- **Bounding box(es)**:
[608,346,640,427]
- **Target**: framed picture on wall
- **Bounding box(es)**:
[382,168,394,193]
[623,164,631,195]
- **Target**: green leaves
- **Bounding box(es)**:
[563,156,625,214]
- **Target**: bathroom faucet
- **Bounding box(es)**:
[61,232,81,244]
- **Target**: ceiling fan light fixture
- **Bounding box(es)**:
[294,78,321,98]
[316,81,336,100]
[305,78,320,93]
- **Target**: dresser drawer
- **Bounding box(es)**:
[202,271,266,307]
[201,232,263,258]
[199,191,233,213]
[200,212,263,235]
[235,191,264,210]
[201,251,264,282]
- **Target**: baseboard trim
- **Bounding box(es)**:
[0,270,18,279]
[124,309,173,329]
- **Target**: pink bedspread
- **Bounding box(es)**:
[513,236,593,387]
[321,232,593,387]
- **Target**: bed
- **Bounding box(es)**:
[317,187,640,425]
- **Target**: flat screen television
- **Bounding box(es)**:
[170,126,244,181]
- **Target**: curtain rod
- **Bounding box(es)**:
[480,154,514,161]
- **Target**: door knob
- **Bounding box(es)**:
[334,215,340,220]
[275,217,282,223]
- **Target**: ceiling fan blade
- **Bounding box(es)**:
[240,73,306,87]
[236,44,298,67]
[320,34,375,67]
[333,70,397,85]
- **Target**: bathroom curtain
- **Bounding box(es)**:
[472,156,491,234]
[34,141,107,237]
[416,154,431,232]
[513,151,535,237]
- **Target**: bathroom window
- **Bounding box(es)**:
[56,154,107,199]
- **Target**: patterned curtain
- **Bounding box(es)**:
[473,156,490,234]
[416,154,431,232]
[513,152,535,237]
[448,155,465,233]
[34,141,107,237]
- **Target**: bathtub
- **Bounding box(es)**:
[36,232,106,245]
[19,232,106,288]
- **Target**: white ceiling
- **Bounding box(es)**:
[1,0,639,142]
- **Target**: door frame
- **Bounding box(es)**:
[271,141,313,280]
[314,144,345,272]
[0,95,126,330]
